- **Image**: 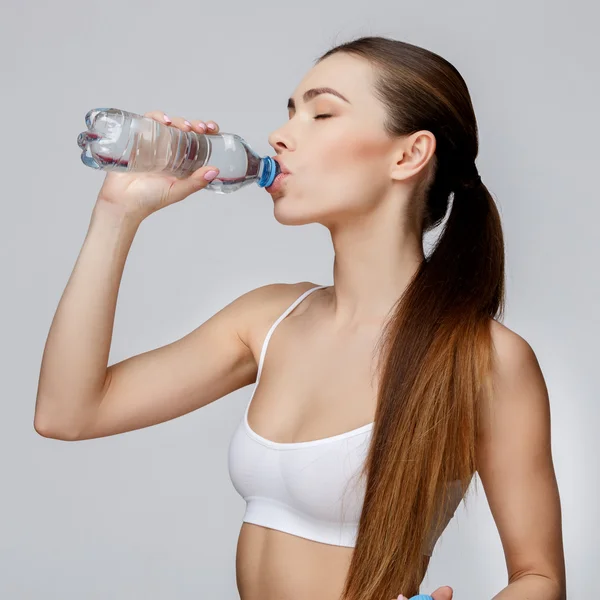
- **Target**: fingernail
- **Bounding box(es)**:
[204,170,218,181]
[163,114,171,123]
[207,123,216,130]
[184,120,192,127]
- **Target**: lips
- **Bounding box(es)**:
[266,172,290,193]
[272,157,291,175]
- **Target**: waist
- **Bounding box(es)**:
[236,521,353,600]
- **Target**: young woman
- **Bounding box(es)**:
[35,36,566,600]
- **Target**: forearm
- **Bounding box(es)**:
[34,199,143,437]
[491,573,565,600]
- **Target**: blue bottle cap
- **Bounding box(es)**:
[258,156,279,188]
[409,595,434,600]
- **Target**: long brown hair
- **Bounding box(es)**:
[316,37,505,599]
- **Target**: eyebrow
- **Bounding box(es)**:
[287,87,351,110]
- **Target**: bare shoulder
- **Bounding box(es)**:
[236,280,323,350]
[489,318,539,376]
[482,318,548,430]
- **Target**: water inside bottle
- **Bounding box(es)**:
[201,134,261,194]
[80,109,265,194]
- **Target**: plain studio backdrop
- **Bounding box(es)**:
[1,1,597,598]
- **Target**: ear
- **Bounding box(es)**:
[390,130,436,184]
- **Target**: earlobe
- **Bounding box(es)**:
[389,158,431,185]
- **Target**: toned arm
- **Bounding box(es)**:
[38,283,292,441]
[476,322,566,598]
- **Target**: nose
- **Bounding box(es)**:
[268,125,291,154]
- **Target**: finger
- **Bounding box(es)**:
[170,165,220,201]
[205,120,220,134]
[189,119,220,135]
[435,585,453,596]
[143,110,175,124]
[164,115,192,131]
[142,112,220,135]
[430,585,453,600]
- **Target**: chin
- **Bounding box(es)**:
[273,196,360,229]
[273,202,320,226]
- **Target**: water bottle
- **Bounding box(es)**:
[77,108,281,195]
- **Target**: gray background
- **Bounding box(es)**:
[1,0,597,598]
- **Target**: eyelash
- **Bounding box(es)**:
[314,114,332,120]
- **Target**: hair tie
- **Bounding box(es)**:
[460,173,482,190]
[457,162,482,190]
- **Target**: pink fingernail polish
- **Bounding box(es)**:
[207,123,216,130]
[163,114,171,123]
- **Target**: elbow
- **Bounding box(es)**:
[33,410,83,442]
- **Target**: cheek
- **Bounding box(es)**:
[279,128,389,218]
[341,132,387,163]
[320,133,388,196]
[321,129,388,182]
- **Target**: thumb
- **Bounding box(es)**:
[430,585,453,600]
[173,166,220,201]
[193,165,220,185]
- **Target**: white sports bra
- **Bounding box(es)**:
[227,285,463,555]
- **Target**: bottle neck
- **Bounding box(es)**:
[257,156,280,188]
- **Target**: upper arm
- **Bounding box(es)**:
[476,322,566,592]
[71,283,290,441]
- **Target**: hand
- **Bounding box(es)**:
[95,111,222,221]
[392,585,453,600]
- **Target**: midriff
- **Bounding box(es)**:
[236,522,354,600]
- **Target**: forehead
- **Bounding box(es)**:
[290,53,377,108]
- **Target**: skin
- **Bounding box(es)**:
[266,51,448,600]
[267,52,431,328]
[158,51,565,600]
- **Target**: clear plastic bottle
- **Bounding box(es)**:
[77,108,281,194]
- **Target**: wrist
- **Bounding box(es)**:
[92,197,147,229]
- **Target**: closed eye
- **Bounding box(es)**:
[314,114,332,120]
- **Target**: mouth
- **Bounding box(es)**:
[265,172,291,194]
[272,157,292,175]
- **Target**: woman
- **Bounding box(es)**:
[34,36,566,600]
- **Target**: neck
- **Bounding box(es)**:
[325,209,425,329]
